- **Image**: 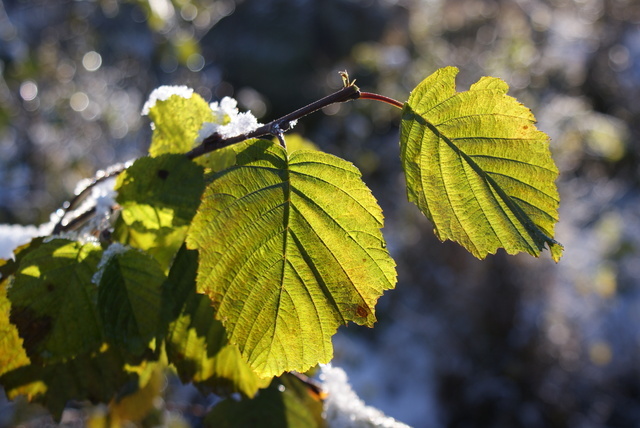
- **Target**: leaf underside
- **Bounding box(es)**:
[186,140,396,378]
[400,66,563,262]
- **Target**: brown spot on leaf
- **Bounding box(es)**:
[46,283,54,292]
[157,169,169,180]
[356,305,369,318]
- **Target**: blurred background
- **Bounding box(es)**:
[1,0,640,426]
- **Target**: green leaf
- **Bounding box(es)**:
[116,154,205,229]
[400,66,563,262]
[204,374,325,428]
[96,246,170,356]
[147,92,214,156]
[186,140,396,377]
[114,154,205,268]
[165,246,270,397]
[8,239,104,364]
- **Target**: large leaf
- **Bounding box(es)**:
[8,239,104,364]
[165,246,270,397]
[186,140,396,377]
[400,66,563,261]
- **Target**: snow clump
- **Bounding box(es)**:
[320,364,411,428]
[196,96,261,142]
[141,85,194,116]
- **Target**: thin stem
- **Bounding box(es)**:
[359,92,404,109]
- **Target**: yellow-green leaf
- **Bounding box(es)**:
[146,91,214,156]
[186,140,396,377]
[400,67,563,262]
[114,154,205,268]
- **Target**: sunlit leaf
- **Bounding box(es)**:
[186,140,396,377]
[114,154,205,268]
[96,246,170,356]
[8,239,103,364]
[400,66,563,261]
[147,92,214,156]
[165,246,270,397]
[116,154,205,229]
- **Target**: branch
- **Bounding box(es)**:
[53,81,402,233]
[52,166,126,235]
[185,83,362,160]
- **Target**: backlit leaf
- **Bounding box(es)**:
[186,140,396,377]
[114,154,205,268]
[116,154,205,229]
[400,66,563,261]
[147,92,214,156]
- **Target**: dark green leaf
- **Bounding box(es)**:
[8,239,103,364]
[97,246,170,356]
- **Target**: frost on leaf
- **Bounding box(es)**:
[186,140,396,378]
[400,66,563,262]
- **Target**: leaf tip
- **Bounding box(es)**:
[549,241,564,263]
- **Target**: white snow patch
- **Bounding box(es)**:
[0,222,54,261]
[320,364,411,428]
[196,96,261,142]
[141,85,194,115]
[92,242,129,286]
